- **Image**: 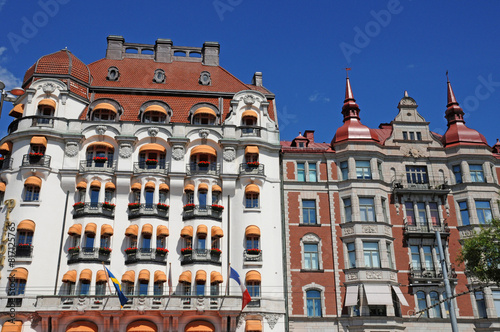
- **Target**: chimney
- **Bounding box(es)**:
[252,72,263,87]
[155,38,173,63]
[202,42,220,66]
[106,35,125,60]
[304,130,315,142]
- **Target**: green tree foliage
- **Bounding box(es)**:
[458,218,500,284]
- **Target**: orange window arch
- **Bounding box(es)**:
[185,321,215,332]
[126,320,158,332]
[66,321,98,332]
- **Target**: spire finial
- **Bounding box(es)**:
[345,69,354,101]
[345,67,351,78]
[446,70,449,83]
[447,74,458,106]
[404,90,408,97]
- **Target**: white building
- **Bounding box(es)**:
[0,36,285,332]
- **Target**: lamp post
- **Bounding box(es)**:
[0,80,25,117]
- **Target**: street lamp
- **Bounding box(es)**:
[0,80,26,117]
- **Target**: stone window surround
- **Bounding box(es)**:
[339,157,383,181]
[344,238,393,269]
[450,161,496,185]
[412,287,456,319]
[340,192,389,224]
[300,233,323,271]
[301,283,326,318]
[295,161,320,182]
[401,195,445,227]
[453,195,499,226]
[298,192,321,225]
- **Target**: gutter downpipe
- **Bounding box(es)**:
[279,151,290,332]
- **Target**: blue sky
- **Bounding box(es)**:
[1,0,499,145]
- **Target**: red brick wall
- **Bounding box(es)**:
[287,192,300,223]
[496,167,500,184]
[320,162,327,181]
[331,161,338,181]
[286,161,295,180]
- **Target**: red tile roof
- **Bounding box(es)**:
[281,140,333,153]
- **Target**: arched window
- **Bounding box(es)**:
[141,224,153,251]
[245,226,260,259]
[37,99,56,124]
[195,270,206,296]
[245,184,259,208]
[66,321,98,332]
[306,289,322,317]
[157,225,169,250]
[76,181,86,202]
[211,226,223,250]
[79,269,92,295]
[89,180,101,208]
[198,183,208,209]
[179,271,192,303]
[159,183,169,204]
[301,233,321,270]
[210,271,223,297]
[241,110,258,126]
[143,105,168,123]
[24,176,41,202]
[30,136,47,155]
[91,102,117,121]
[125,225,139,248]
[181,226,193,249]
[184,184,194,205]
[184,321,214,332]
[430,291,442,318]
[416,291,427,317]
[131,183,141,203]
[9,268,28,296]
[245,270,261,298]
[197,225,207,250]
[154,271,167,296]
[138,270,150,296]
[192,107,217,125]
[138,143,166,170]
[86,142,114,168]
[145,182,155,208]
[212,185,221,204]
[62,270,77,296]
[96,270,107,296]
[122,271,135,296]
[100,224,113,249]
[189,145,217,171]
[104,182,115,204]
[17,220,35,258]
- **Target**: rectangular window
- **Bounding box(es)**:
[416,132,422,140]
[453,165,462,184]
[475,291,487,318]
[340,161,348,180]
[417,202,427,226]
[306,290,322,317]
[470,164,485,182]
[302,200,317,224]
[417,292,428,318]
[476,200,492,224]
[381,198,388,223]
[492,290,500,317]
[24,187,40,202]
[422,246,434,270]
[406,166,428,184]
[198,192,207,209]
[347,242,356,268]
[142,237,151,249]
[359,197,375,222]
[90,189,99,208]
[386,242,393,269]
[429,202,440,226]
[356,161,372,179]
[210,283,219,296]
[343,198,352,222]
[378,162,383,181]
[246,193,259,208]
[409,132,415,140]
[85,235,95,249]
[154,283,163,296]
[304,244,319,270]
[100,236,110,248]
[297,163,305,182]
[184,283,191,296]
[405,202,415,225]
[459,201,470,226]
[363,242,380,268]
[198,237,206,249]
[403,131,408,140]
[410,245,421,270]
[309,163,317,182]
[139,282,148,296]
[196,283,205,296]
[95,282,106,296]
[246,236,259,250]
[145,190,154,208]
[247,282,260,297]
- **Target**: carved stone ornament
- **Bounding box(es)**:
[243,94,256,105]
[384,226,392,236]
[41,82,56,94]
[346,273,358,280]
[148,127,159,137]
[65,142,79,157]
[390,272,397,281]
[199,129,210,139]
[366,271,383,279]
[96,125,107,135]
[153,69,166,83]
[362,225,377,233]
[343,226,354,235]
[223,147,236,162]
[263,313,280,329]
[199,71,211,86]
[28,313,42,328]
[236,314,248,329]
[119,144,132,159]
[402,145,427,158]
[302,233,320,243]
[172,145,185,161]
[459,229,474,239]
[399,97,417,106]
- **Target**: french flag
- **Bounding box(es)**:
[230,267,252,310]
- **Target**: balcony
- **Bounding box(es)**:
[180,249,222,265]
[15,245,33,258]
[186,162,220,176]
[392,175,450,195]
[404,222,450,237]
[243,249,262,262]
[31,116,54,127]
[125,248,168,265]
[239,163,265,176]
[128,204,169,220]
[183,205,223,221]
[410,267,457,283]
[133,161,169,175]
[73,203,115,219]
[22,154,51,168]
[239,126,261,137]
[80,160,117,173]
[68,247,111,264]
[0,157,12,171]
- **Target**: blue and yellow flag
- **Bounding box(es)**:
[105,267,128,307]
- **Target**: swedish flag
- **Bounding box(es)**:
[105,267,128,307]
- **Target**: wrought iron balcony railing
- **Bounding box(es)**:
[128,204,169,220]
[243,250,262,261]
[73,203,115,219]
[22,154,51,167]
[15,245,33,258]
[125,248,168,265]
[133,161,169,174]
[80,160,117,173]
[403,222,450,236]
[0,157,12,170]
[183,205,223,220]
[68,247,111,264]
[410,267,457,281]
[239,126,261,137]
[186,163,220,176]
[181,249,222,265]
[392,174,450,193]
[239,163,265,176]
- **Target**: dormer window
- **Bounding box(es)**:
[192,107,217,125]
[91,103,117,121]
[142,105,167,123]
[153,69,166,83]
[241,110,258,126]
[37,99,56,124]
[106,66,119,81]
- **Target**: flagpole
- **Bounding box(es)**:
[225,263,231,296]
[102,262,113,296]
[168,262,172,297]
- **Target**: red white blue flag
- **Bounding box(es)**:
[229,267,252,310]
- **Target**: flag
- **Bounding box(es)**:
[105,267,128,307]
[168,263,172,296]
[229,267,251,310]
